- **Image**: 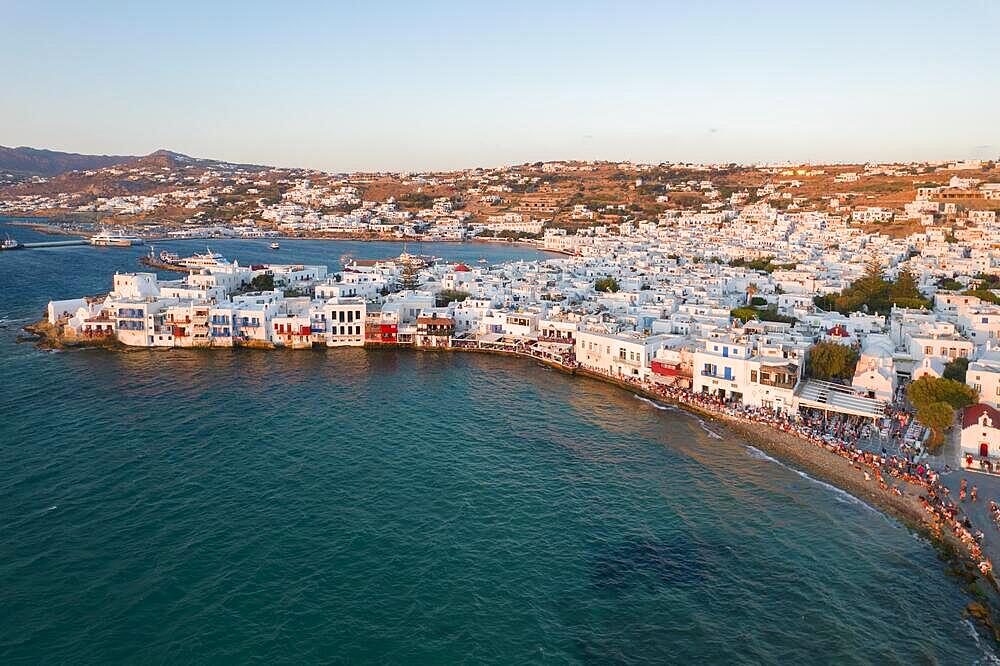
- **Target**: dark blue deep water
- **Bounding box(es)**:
[0,220,994,664]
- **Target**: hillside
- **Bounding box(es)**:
[0,145,138,177]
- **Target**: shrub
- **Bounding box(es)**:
[595,277,620,293]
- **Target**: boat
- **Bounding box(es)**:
[477,258,488,264]
[90,228,144,247]
[1,235,22,251]
[159,250,181,263]
[177,248,230,269]
[270,242,280,250]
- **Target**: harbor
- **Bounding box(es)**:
[6,230,1000,663]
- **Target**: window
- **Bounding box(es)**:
[751,370,758,382]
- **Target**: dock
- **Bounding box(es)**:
[138,256,190,273]
[19,239,90,249]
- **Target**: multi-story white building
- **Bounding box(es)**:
[969,351,1000,408]
[575,330,667,380]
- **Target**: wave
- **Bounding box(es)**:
[633,395,679,413]
[744,445,882,516]
[746,445,779,464]
[963,618,1000,665]
[633,395,723,439]
[697,419,723,440]
[793,468,881,515]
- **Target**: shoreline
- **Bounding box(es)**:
[19,321,1000,641]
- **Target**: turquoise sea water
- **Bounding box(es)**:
[0,220,994,663]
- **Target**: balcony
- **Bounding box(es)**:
[758,374,797,390]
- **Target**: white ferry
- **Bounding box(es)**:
[90,229,144,247]
[270,242,280,250]
[2,235,22,251]
[177,248,230,269]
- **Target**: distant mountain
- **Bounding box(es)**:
[0,146,138,177]
[0,146,271,178]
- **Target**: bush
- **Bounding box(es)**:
[436,289,470,307]
[595,277,620,293]
[962,289,1000,305]
[247,273,274,292]
[730,306,797,325]
[937,277,963,291]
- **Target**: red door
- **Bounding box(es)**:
[981,443,989,458]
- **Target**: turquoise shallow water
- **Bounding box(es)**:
[0,221,994,664]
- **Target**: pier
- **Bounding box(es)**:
[19,239,90,249]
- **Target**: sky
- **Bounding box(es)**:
[3,0,999,172]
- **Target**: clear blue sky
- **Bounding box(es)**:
[3,0,999,171]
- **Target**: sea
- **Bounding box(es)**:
[0,218,994,664]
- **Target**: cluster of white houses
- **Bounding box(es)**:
[47,209,1000,470]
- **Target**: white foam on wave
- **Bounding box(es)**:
[963,618,1000,665]
[746,445,779,464]
[793,468,882,515]
[633,394,723,439]
[744,445,883,517]
[633,395,679,413]
[697,419,723,440]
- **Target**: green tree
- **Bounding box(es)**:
[890,268,920,300]
[247,273,274,292]
[399,261,421,291]
[917,401,955,452]
[943,357,970,383]
[962,289,1000,305]
[908,376,978,412]
[594,277,620,293]
[807,341,860,381]
[937,277,963,291]
[814,263,932,315]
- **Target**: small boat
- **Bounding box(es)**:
[477,258,488,264]
[270,242,280,250]
[1,235,22,251]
